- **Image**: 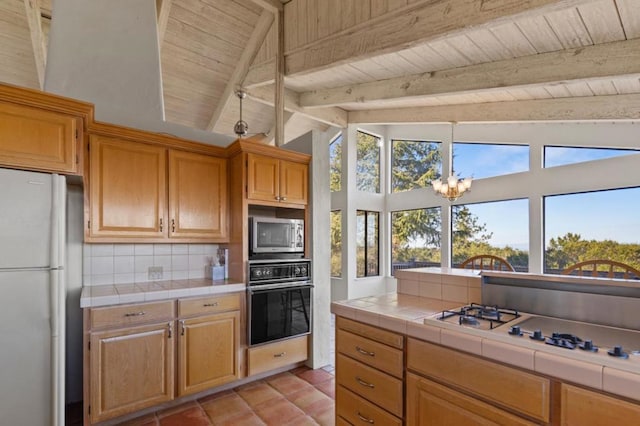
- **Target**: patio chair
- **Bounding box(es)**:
[561,259,640,280]
[459,255,515,272]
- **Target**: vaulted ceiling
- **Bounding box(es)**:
[2,0,639,145]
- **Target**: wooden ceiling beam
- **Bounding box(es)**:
[267,110,294,146]
[244,58,275,88]
[156,0,173,51]
[249,0,282,13]
[246,86,347,128]
[207,11,274,132]
[348,94,640,123]
[282,0,595,78]
[23,0,47,89]
[299,38,640,108]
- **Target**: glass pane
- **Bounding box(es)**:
[329,134,342,192]
[330,211,342,278]
[452,199,529,272]
[453,143,529,179]
[544,146,639,168]
[367,211,379,276]
[356,210,379,277]
[391,208,441,276]
[356,131,381,193]
[544,188,640,276]
[391,140,441,192]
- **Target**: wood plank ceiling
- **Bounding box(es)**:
[1,0,639,144]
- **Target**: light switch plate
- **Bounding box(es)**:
[148,266,163,280]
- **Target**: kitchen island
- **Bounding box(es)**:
[332,268,640,425]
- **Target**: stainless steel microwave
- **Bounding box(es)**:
[249,217,304,254]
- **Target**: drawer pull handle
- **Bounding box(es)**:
[357,412,374,424]
[274,352,286,358]
[159,218,163,232]
[124,311,146,317]
[356,377,375,388]
[180,320,185,336]
[356,346,375,357]
[167,322,172,339]
[203,302,219,307]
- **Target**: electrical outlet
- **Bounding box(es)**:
[148,266,163,280]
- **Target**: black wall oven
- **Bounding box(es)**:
[247,259,312,346]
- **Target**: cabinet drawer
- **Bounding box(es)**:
[337,385,402,426]
[337,354,403,417]
[337,317,403,349]
[407,338,550,423]
[248,335,308,376]
[178,293,241,317]
[337,329,403,378]
[90,301,174,329]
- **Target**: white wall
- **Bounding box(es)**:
[329,121,640,300]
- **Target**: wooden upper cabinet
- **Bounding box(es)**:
[169,150,227,240]
[279,160,308,205]
[87,134,229,242]
[246,153,308,206]
[89,135,166,239]
[0,101,79,173]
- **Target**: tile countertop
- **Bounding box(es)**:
[80,279,246,308]
[331,292,640,404]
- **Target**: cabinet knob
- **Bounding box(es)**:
[280,197,287,201]
[171,219,176,232]
[275,196,281,201]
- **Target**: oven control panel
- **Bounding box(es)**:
[248,259,311,286]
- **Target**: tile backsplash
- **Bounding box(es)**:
[83,243,220,286]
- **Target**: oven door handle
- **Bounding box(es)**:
[247,282,313,293]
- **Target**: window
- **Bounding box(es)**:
[329,134,342,192]
[391,208,441,275]
[330,210,342,277]
[356,210,379,277]
[453,143,529,179]
[544,146,639,168]
[391,140,441,192]
[544,188,640,275]
[452,199,529,272]
[356,130,381,193]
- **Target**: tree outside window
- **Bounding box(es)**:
[330,210,342,277]
[329,134,342,192]
[391,208,441,275]
[356,131,380,193]
[391,139,441,192]
[356,210,379,277]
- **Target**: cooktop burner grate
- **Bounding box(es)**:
[437,303,520,330]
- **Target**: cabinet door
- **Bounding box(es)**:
[89,322,174,423]
[89,135,166,239]
[247,153,279,203]
[279,160,308,205]
[561,384,640,425]
[169,150,227,240]
[178,311,240,396]
[0,101,78,173]
[406,373,536,426]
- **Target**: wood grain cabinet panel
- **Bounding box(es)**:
[177,311,240,397]
[89,322,174,423]
[337,328,404,379]
[561,384,640,425]
[169,150,227,240]
[337,385,402,426]
[0,101,79,173]
[406,373,537,426]
[407,338,550,423]
[246,152,307,206]
[248,335,308,376]
[88,135,229,242]
[89,135,166,239]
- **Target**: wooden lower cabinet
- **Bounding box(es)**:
[561,384,640,425]
[337,385,402,426]
[406,373,537,426]
[89,321,175,423]
[178,310,240,396]
[248,335,308,376]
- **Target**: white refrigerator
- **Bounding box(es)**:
[0,168,66,426]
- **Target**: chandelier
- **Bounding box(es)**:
[431,122,472,201]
